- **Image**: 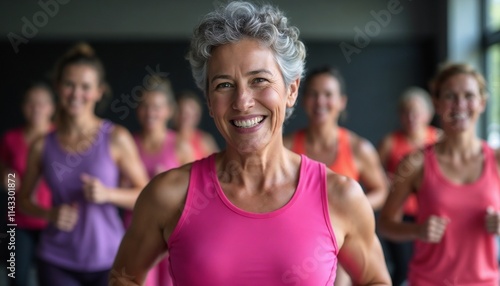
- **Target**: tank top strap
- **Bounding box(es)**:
[291,129,306,155]
[330,128,359,180]
[392,130,408,148]
[422,143,437,169]
[336,128,349,150]
[482,141,500,182]
[94,120,114,155]
[168,154,216,244]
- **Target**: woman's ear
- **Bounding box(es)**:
[97,84,106,102]
[286,78,300,108]
[340,94,348,111]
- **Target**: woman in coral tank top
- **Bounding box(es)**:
[379,63,500,286]
[111,2,390,285]
[377,87,440,286]
[283,66,388,286]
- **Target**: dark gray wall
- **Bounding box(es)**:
[0,0,446,147]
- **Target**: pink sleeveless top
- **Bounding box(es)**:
[409,143,500,285]
[168,154,338,285]
[134,130,180,178]
[123,131,180,228]
[0,127,52,229]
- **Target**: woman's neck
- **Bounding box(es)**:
[306,122,339,147]
[141,127,167,142]
[221,134,294,190]
[58,113,99,135]
[403,126,427,145]
[177,126,195,139]
[24,121,51,135]
[439,128,482,157]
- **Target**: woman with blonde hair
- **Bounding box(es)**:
[379,63,500,285]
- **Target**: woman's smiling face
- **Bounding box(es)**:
[435,73,486,133]
[206,38,298,153]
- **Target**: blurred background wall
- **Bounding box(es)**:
[1,0,492,147]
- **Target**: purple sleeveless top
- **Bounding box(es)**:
[38,120,124,271]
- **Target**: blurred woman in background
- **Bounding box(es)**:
[0,82,55,286]
[19,43,148,286]
[123,75,181,286]
[284,66,388,286]
[377,87,440,286]
[174,90,219,164]
[379,63,500,285]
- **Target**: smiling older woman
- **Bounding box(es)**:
[111,2,390,285]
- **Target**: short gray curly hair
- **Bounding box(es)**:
[187,1,306,119]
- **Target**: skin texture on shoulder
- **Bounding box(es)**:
[349,131,388,211]
[326,169,391,285]
[111,164,191,285]
[105,123,149,209]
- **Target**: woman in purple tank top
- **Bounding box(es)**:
[19,43,149,286]
[111,2,390,285]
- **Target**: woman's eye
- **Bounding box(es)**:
[216,82,232,89]
[253,78,267,84]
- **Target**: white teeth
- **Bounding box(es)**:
[452,113,467,119]
[233,116,264,128]
[69,100,81,107]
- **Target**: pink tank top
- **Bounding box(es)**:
[123,130,181,228]
[134,130,180,178]
[409,143,500,285]
[168,154,338,285]
[0,127,52,229]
